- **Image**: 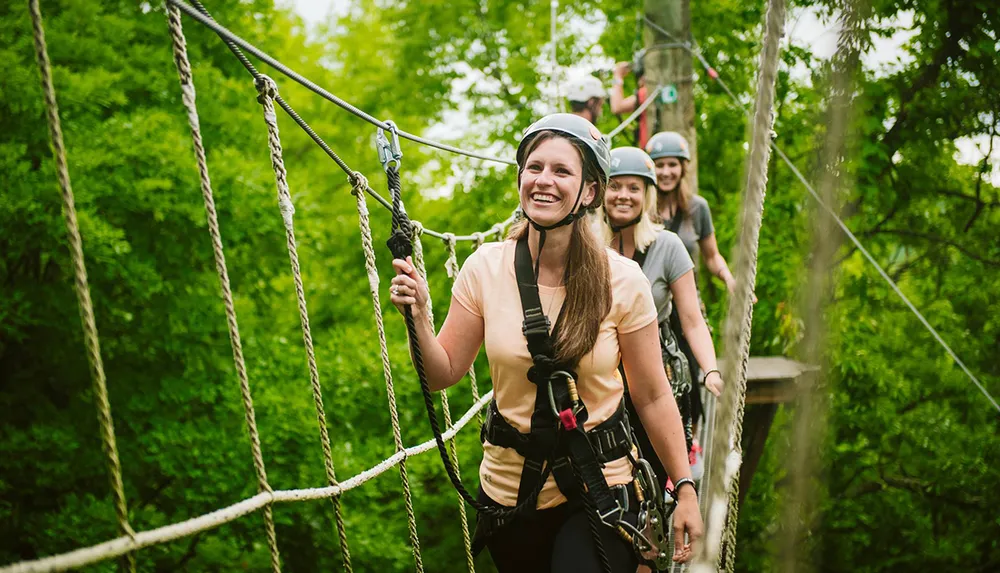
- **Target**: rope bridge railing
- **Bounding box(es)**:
[27,0,991,570]
[643,8,999,415]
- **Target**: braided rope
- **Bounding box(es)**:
[166,10,282,572]
[691,0,785,571]
[351,176,425,573]
[444,234,484,429]
[409,229,476,573]
[29,2,136,571]
[255,77,353,572]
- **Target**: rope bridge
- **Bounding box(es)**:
[10,0,994,571]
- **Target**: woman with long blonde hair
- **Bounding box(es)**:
[596,146,723,494]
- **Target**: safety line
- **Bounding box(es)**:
[170,0,520,243]
[606,84,666,139]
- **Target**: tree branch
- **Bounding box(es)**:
[867,228,1000,267]
[876,0,964,178]
[965,120,998,231]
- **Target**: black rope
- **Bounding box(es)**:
[572,459,614,573]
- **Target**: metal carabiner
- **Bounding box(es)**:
[546,370,581,419]
[375,120,402,171]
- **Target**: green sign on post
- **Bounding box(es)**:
[660,84,678,104]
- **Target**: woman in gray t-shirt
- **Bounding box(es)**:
[597,147,723,491]
[645,132,736,293]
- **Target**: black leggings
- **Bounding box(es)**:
[476,488,639,573]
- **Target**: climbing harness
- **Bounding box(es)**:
[25,0,994,571]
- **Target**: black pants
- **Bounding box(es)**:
[476,488,639,573]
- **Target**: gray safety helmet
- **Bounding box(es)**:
[645,131,691,161]
[517,113,611,187]
[609,147,657,187]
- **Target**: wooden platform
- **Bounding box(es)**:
[713,357,817,506]
[743,356,817,405]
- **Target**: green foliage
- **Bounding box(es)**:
[1,0,998,571]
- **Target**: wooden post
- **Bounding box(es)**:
[643,0,698,193]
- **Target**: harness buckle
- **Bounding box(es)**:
[598,504,626,528]
[521,308,551,337]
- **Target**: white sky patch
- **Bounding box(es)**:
[955,134,1000,186]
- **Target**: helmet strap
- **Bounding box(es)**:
[609,214,643,255]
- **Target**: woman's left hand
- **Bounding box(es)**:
[671,488,704,563]
[704,370,723,397]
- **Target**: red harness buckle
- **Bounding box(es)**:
[559,408,578,430]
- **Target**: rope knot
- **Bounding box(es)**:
[526,355,561,385]
[387,230,413,260]
[409,220,425,239]
[349,171,369,196]
[491,222,506,238]
[255,74,278,104]
[443,233,459,278]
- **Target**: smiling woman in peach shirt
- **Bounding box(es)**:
[388,114,703,573]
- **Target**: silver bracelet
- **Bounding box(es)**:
[673,477,697,495]
[702,368,721,385]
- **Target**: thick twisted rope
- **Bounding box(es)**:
[350,174,425,573]
[29,2,136,571]
[444,234,484,428]
[691,0,785,571]
[409,228,476,573]
[255,76,354,572]
[381,168,554,522]
[165,9,282,572]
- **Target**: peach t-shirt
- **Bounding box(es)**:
[451,240,657,508]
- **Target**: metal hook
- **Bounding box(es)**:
[376,120,403,171]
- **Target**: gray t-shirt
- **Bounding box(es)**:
[660,194,715,265]
[637,230,695,324]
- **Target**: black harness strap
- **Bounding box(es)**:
[632,246,648,268]
[483,400,634,465]
[511,235,623,520]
